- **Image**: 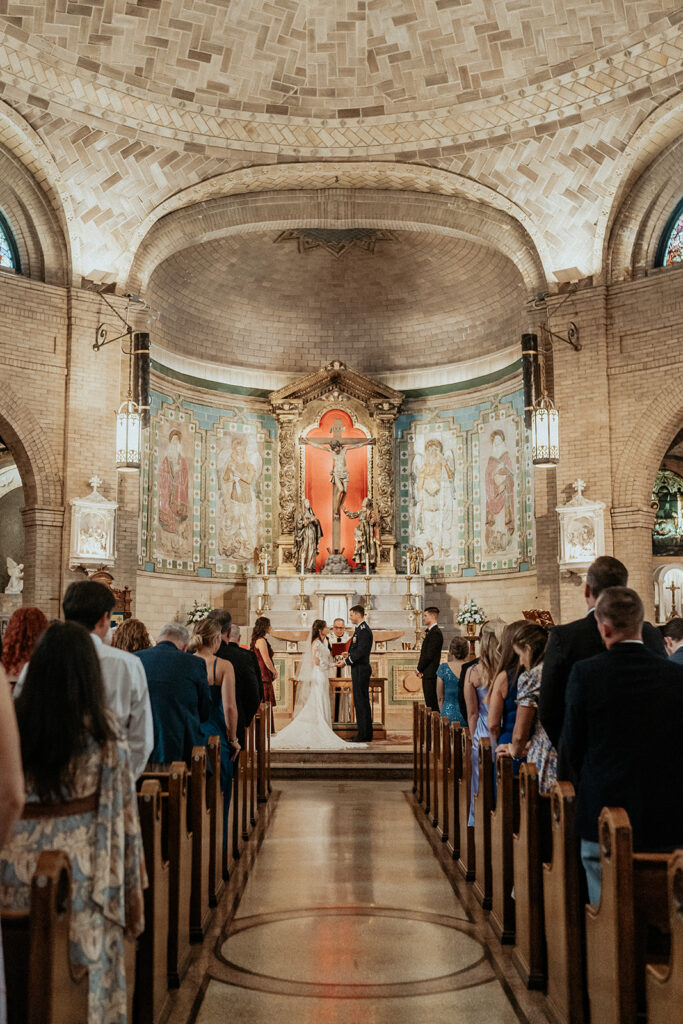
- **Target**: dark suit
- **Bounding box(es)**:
[669,647,683,667]
[417,624,443,711]
[539,609,666,750]
[561,642,683,847]
[345,620,374,741]
[216,640,262,748]
[135,641,211,766]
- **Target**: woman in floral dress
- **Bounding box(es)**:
[0,622,146,1024]
[496,621,557,793]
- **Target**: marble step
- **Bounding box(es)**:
[270,747,413,780]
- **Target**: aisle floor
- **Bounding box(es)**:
[188,780,525,1023]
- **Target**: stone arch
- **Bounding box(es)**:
[127,185,547,299]
[600,96,683,283]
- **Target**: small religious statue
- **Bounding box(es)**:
[5,557,23,594]
[406,545,424,576]
[254,546,271,576]
[343,497,380,571]
[293,498,323,573]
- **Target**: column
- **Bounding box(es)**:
[21,505,65,618]
[611,506,656,620]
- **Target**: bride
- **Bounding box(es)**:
[270,619,364,751]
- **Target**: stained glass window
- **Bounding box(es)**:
[0,213,18,270]
[659,201,683,266]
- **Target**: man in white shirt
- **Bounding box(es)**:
[61,581,153,777]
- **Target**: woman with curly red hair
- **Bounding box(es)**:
[1,607,48,688]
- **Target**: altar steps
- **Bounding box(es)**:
[270,747,412,780]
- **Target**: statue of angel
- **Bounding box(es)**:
[5,557,24,594]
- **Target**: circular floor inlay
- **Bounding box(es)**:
[222,911,482,987]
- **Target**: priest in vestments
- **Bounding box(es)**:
[329,618,352,722]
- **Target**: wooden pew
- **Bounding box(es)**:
[542,782,586,1024]
[473,737,494,909]
[140,762,192,988]
[446,722,463,862]
[416,705,426,805]
[512,762,552,989]
[257,708,269,803]
[241,722,251,842]
[456,728,476,881]
[585,807,672,1023]
[490,754,519,944]
[264,702,272,796]
[231,746,244,864]
[248,717,258,828]
[646,848,683,1022]
[135,780,171,1024]
[423,706,433,815]
[1,850,89,1024]
[437,717,451,843]
[206,735,225,908]
[189,746,212,941]
[430,711,441,829]
[412,701,420,795]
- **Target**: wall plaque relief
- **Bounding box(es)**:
[69,475,117,570]
[556,478,605,577]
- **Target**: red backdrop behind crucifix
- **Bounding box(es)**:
[304,409,369,571]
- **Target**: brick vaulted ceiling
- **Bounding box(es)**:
[0,2,682,368]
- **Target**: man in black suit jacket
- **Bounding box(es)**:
[340,604,374,742]
[207,610,262,748]
[539,555,665,755]
[134,623,211,767]
[561,586,683,904]
[416,606,443,712]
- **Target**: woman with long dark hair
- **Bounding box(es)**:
[0,621,146,1024]
[250,616,277,730]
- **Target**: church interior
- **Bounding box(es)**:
[0,2,682,1022]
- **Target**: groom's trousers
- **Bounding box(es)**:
[352,663,373,741]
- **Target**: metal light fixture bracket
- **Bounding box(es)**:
[541,320,581,351]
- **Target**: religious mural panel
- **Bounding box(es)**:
[149,404,201,570]
[396,389,534,576]
[209,422,272,573]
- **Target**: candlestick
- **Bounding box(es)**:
[300,553,305,576]
[264,552,269,577]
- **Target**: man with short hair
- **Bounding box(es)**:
[539,555,665,751]
[207,609,261,748]
[339,605,373,742]
[63,580,154,777]
[135,623,211,768]
[662,617,683,665]
[416,606,443,712]
[561,587,683,903]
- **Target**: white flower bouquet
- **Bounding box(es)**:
[456,599,485,625]
[186,600,212,625]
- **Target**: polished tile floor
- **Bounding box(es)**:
[190,780,524,1023]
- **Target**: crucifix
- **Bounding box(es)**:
[666,579,680,618]
[300,418,376,554]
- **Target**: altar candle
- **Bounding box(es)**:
[264,553,268,576]
[300,553,305,576]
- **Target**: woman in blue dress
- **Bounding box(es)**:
[487,620,526,785]
[189,617,240,854]
[464,619,505,827]
[436,637,470,726]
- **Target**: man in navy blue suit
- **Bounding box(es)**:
[135,622,212,768]
[561,587,683,903]
[339,604,374,742]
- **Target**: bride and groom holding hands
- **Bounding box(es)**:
[270,605,373,750]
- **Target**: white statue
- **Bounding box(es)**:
[5,557,23,594]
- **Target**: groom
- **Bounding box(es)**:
[338,604,374,742]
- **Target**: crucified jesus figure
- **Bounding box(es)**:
[301,423,376,516]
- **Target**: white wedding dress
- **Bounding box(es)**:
[270,639,364,750]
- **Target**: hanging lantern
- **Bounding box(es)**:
[531,393,559,467]
[116,398,141,470]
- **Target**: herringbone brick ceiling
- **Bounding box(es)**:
[0,1,681,363]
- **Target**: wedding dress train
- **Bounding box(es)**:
[270,638,365,751]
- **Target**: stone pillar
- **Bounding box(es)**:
[611,506,656,620]
[374,410,398,574]
[21,505,65,618]
[274,413,298,574]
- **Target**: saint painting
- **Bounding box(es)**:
[483,428,516,555]
[217,434,263,564]
[158,428,191,556]
[410,438,456,561]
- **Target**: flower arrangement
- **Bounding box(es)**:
[186,600,212,625]
[456,598,485,625]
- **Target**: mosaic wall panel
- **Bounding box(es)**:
[396,389,534,576]
[140,389,275,575]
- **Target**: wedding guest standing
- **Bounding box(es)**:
[436,637,469,725]
[251,617,278,732]
[110,617,152,654]
[0,666,24,1024]
[464,619,504,826]
[0,606,48,690]
[0,622,146,1023]
[416,607,443,712]
[662,616,683,664]
[487,621,525,779]
[207,610,261,749]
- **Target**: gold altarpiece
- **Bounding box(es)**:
[270,361,403,575]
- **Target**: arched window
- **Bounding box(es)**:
[0,212,19,270]
[657,200,683,266]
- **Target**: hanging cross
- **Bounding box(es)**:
[573,479,586,499]
[89,475,103,492]
[667,580,679,616]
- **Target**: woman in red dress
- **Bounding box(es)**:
[250,616,277,732]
